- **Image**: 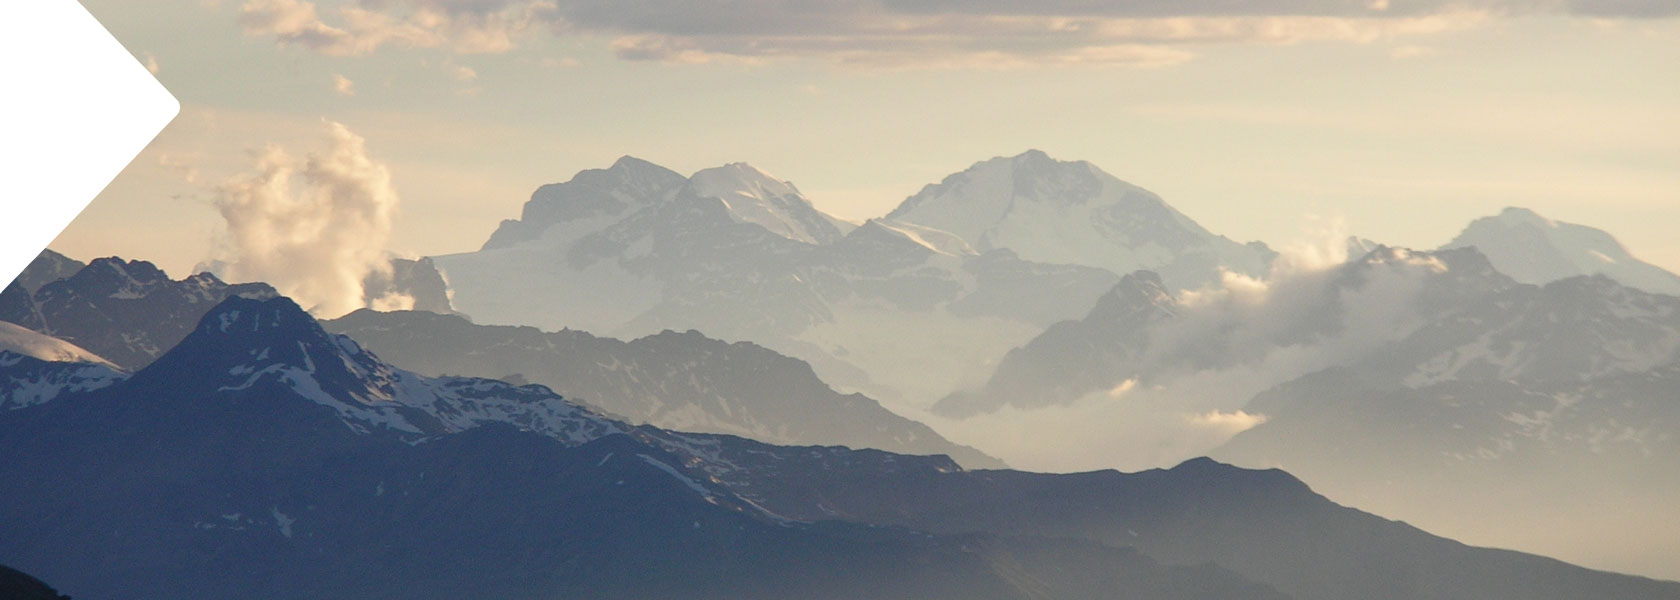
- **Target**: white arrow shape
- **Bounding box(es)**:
[0,0,179,287]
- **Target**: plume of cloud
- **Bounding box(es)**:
[211,120,407,317]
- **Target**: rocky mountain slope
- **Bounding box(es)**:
[0,256,276,370]
[323,308,1003,468]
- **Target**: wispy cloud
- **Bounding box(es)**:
[234,0,1678,67]
[1389,44,1437,58]
[332,73,356,95]
[238,0,555,56]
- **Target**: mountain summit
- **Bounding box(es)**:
[1443,206,1680,295]
[0,257,277,370]
[885,150,1273,291]
[683,162,853,245]
[481,155,688,250]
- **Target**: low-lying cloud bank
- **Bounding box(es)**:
[931,228,1456,472]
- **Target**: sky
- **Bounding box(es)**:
[54,0,1680,280]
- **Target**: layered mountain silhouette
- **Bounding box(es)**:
[937,233,1680,576]
[7,250,82,294]
[10,149,1680,591]
[0,255,276,370]
[4,294,1675,599]
[1214,271,1680,577]
[0,294,1277,600]
[0,251,1001,467]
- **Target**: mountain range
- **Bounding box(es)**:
[937,246,1513,417]
[0,256,277,370]
[10,150,1680,589]
[4,293,1675,599]
[430,151,1271,407]
[926,236,1680,575]
[0,252,1001,467]
[1213,270,1680,578]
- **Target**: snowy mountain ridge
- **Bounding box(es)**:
[885,150,1274,291]
[149,295,628,444]
[1443,206,1680,295]
[0,322,114,368]
[433,153,1125,407]
[685,162,853,245]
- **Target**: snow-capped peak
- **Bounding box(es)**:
[882,150,1272,290]
[481,156,688,250]
[1443,206,1680,295]
[1492,206,1554,227]
[1088,270,1178,323]
[688,162,800,202]
[139,295,627,444]
[682,162,848,245]
[0,322,117,368]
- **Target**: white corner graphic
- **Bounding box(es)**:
[0,0,180,288]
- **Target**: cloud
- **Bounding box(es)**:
[450,64,478,81]
[927,396,1274,473]
[881,0,1679,18]
[157,153,202,185]
[1185,409,1268,436]
[1106,377,1139,398]
[143,52,161,75]
[596,9,1473,67]
[332,73,356,95]
[238,0,555,56]
[935,222,1456,472]
[1389,44,1436,58]
[211,120,408,317]
[232,0,1670,67]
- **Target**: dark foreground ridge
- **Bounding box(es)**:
[0,295,1676,600]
